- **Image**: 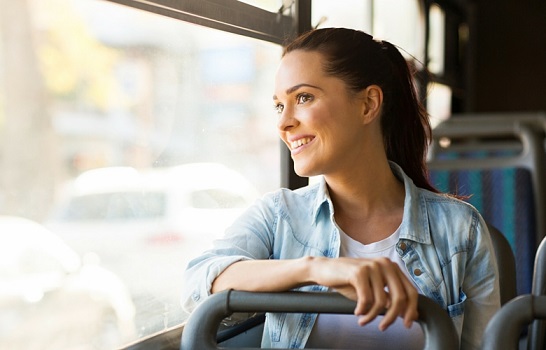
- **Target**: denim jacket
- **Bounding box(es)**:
[181,162,500,349]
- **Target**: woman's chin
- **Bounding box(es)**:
[293,164,318,178]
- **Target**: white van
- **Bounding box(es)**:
[46,163,260,332]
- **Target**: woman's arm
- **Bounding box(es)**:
[212,256,419,330]
[180,196,277,315]
[183,191,418,330]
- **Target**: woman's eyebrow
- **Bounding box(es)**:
[273,83,322,100]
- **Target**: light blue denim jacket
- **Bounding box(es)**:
[181,162,500,349]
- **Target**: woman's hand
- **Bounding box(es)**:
[309,256,419,330]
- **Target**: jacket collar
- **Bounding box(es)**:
[310,162,432,245]
[390,162,432,245]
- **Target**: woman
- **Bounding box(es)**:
[182,28,499,349]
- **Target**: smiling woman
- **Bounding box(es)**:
[182,27,500,350]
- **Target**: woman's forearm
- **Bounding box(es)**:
[211,256,315,293]
[210,255,419,330]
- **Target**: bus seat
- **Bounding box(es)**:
[528,236,546,350]
[181,290,460,350]
[488,223,518,305]
[428,119,546,296]
[481,295,546,350]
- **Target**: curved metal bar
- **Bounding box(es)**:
[181,290,459,350]
[529,237,546,350]
[482,295,546,350]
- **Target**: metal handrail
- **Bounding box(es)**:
[181,290,459,350]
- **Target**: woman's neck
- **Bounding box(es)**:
[325,159,405,244]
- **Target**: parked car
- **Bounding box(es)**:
[0,215,136,350]
[45,163,261,332]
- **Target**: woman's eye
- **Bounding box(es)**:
[274,103,284,114]
[296,93,313,104]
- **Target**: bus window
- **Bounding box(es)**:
[372,0,425,62]
[312,0,373,33]
[427,83,452,128]
[313,0,426,62]
[0,0,280,348]
[428,4,446,75]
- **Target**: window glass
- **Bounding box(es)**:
[0,0,281,348]
[427,82,452,128]
[312,0,373,32]
[191,189,250,209]
[428,4,446,74]
[58,192,167,221]
[312,0,424,62]
[238,0,282,12]
[372,0,425,62]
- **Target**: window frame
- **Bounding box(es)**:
[106,0,297,44]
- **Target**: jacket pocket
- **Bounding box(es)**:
[447,290,467,318]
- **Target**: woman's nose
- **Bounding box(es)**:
[277,107,298,131]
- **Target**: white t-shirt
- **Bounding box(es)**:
[305,227,425,349]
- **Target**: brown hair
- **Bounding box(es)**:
[283,28,438,193]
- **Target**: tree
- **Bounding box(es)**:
[0,0,58,220]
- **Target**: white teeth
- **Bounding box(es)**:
[290,137,312,149]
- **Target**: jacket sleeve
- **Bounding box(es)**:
[460,213,501,350]
[180,193,277,316]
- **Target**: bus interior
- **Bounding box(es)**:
[0,0,545,349]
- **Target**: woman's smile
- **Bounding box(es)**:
[289,136,315,155]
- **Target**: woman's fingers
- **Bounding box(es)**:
[312,257,419,330]
[378,269,407,330]
[378,264,417,330]
[352,269,373,317]
[352,258,418,330]
[356,263,388,326]
[398,268,419,328]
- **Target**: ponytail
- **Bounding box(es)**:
[377,41,437,192]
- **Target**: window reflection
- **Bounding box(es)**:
[0,0,280,347]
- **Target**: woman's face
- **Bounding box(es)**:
[273,50,371,177]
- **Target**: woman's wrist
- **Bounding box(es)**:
[299,255,323,286]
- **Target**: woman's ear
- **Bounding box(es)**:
[360,85,383,125]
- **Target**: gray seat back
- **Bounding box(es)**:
[482,295,546,350]
[528,237,546,350]
[488,223,518,305]
[428,119,546,295]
